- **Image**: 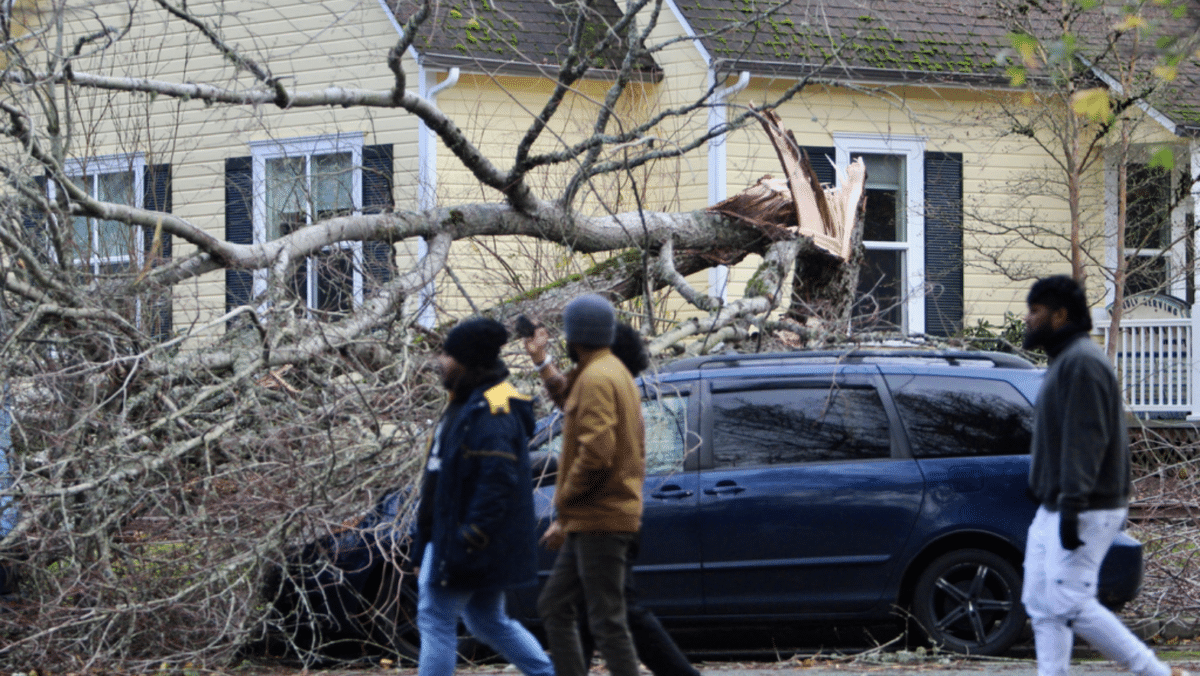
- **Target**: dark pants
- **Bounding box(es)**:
[579,541,700,676]
[538,532,639,676]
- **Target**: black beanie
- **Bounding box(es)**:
[443,317,509,368]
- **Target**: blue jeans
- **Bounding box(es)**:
[417,543,554,676]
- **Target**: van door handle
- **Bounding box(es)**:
[703,480,745,495]
[650,484,693,499]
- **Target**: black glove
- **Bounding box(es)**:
[1059,510,1085,551]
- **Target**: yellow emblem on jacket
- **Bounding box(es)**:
[483,381,531,415]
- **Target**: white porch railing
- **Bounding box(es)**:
[1098,317,1192,416]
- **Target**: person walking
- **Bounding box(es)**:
[529,294,646,676]
[526,319,700,676]
[1021,275,1185,676]
[412,317,554,676]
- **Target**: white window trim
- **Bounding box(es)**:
[1103,147,1189,304]
[249,133,365,307]
[834,133,926,335]
[50,153,146,272]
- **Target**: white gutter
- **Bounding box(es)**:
[663,0,712,65]
[418,66,460,210]
[414,65,460,327]
[706,70,750,301]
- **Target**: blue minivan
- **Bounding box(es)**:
[514,349,1144,656]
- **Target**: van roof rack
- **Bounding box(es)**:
[658,349,1038,373]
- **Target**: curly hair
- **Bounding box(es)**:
[1027,275,1093,331]
[611,322,649,377]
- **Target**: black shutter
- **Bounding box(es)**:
[143,163,173,341]
[801,146,837,187]
[22,176,50,264]
[924,152,964,338]
[225,156,254,318]
[362,144,395,291]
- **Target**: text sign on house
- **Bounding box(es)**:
[1116,293,1191,320]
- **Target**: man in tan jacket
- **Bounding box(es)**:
[532,294,646,676]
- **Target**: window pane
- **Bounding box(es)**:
[1125,254,1168,296]
[712,387,891,468]
[855,248,904,330]
[314,249,354,318]
[313,153,354,218]
[72,215,91,258]
[97,171,135,261]
[885,375,1033,458]
[857,154,905,242]
[1126,163,1170,251]
[266,156,307,240]
[643,395,688,475]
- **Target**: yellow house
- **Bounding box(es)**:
[5,0,1199,353]
[390,0,1200,341]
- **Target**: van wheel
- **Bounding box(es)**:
[911,549,1026,656]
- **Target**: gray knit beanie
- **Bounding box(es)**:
[563,294,616,348]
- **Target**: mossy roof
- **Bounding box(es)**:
[388,0,661,81]
[676,0,1200,134]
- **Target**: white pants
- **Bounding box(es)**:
[1022,506,1167,676]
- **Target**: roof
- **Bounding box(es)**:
[387,0,1199,134]
[680,0,1018,84]
[675,0,1200,134]
[387,0,661,81]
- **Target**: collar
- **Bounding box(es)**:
[1045,324,1090,359]
[574,346,613,370]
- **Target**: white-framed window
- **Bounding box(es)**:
[835,134,926,335]
[52,154,146,275]
[251,133,365,317]
[1105,146,1190,302]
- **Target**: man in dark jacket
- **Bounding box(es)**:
[413,318,553,676]
[1021,276,1178,676]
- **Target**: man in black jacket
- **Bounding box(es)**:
[413,318,553,676]
[1021,276,1178,676]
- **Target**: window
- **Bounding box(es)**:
[45,156,173,340]
[224,137,394,319]
[885,375,1033,458]
[1105,149,1191,302]
[835,135,928,335]
[1124,163,1172,296]
[644,395,690,475]
[532,394,690,476]
[56,157,144,276]
[711,386,892,468]
[251,135,365,318]
[856,153,907,329]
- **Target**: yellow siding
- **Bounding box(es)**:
[16,0,424,342]
[711,80,1178,331]
[17,0,1182,340]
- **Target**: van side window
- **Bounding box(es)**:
[643,395,689,475]
[885,375,1033,457]
[531,395,689,476]
[712,386,891,468]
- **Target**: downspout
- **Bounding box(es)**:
[415,64,460,327]
[706,69,750,302]
[1189,139,1200,419]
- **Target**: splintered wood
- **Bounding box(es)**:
[708,110,864,262]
